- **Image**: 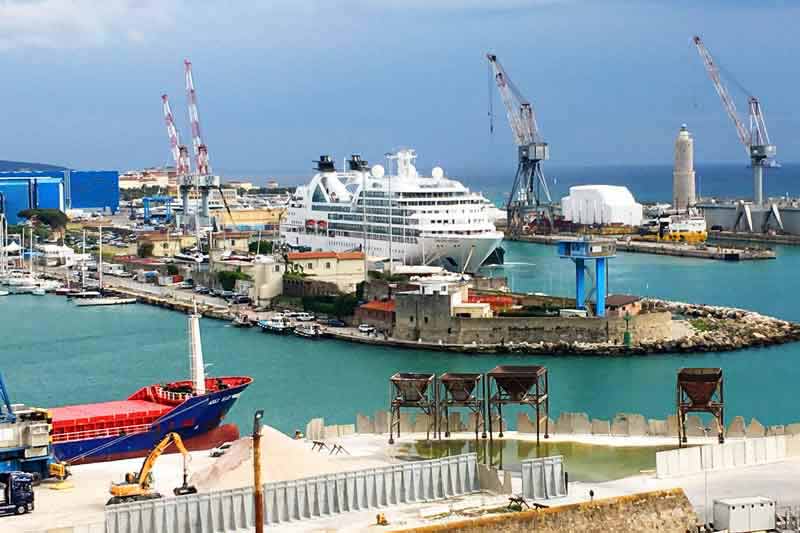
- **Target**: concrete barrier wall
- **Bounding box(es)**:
[656,436,786,478]
[520,456,567,500]
[23,524,105,533]
[106,453,480,533]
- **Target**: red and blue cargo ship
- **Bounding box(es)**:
[49,376,252,464]
[47,305,252,464]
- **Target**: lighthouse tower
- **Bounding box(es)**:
[672,124,696,211]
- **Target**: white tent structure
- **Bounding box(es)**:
[561,185,643,226]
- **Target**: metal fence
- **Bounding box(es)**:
[520,455,568,500]
[106,453,480,533]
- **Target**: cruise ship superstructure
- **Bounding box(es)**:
[280,149,503,273]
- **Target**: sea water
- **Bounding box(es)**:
[1,240,798,435]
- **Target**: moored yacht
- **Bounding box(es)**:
[280,149,504,274]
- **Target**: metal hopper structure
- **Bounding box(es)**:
[438,373,486,439]
[388,373,438,444]
[487,365,549,443]
[677,367,724,446]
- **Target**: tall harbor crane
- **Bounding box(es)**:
[487,53,552,235]
[181,59,233,228]
[162,94,193,223]
[692,35,777,207]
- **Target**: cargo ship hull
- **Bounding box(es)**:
[50,377,251,464]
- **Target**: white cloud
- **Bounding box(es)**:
[0,0,178,50]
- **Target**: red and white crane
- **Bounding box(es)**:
[487,53,552,234]
[184,59,211,177]
[692,35,776,206]
[161,94,191,177]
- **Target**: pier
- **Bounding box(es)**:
[509,233,776,260]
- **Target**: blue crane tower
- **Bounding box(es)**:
[557,238,616,317]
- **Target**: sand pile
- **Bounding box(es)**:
[191,425,387,491]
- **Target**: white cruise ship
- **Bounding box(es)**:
[280,149,503,273]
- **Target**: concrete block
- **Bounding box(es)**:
[306,417,324,441]
[477,464,505,493]
[626,414,648,436]
[323,425,340,439]
[785,422,800,436]
[683,415,705,437]
[610,414,628,437]
[767,425,785,436]
[517,412,535,434]
[356,414,374,434]
[746,418,766,438]
[414,414,432,433]
[340,424,355,436]
[666,414,679,438]
[374,411,389,434]
[647,419,667,436]
[554,412,592,435]
[399,413,414,433]
[591,419,610,436]
[727,416,746,438]
[490,415,507,433]
[467,412,481,432]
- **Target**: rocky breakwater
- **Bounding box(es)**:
[498,300,800,356]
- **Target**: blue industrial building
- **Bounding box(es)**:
[0,170,118,224]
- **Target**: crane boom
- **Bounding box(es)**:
[162,94,191,177]
[692,36,750,155]
[185,58,210,176]
[486,54,540,146]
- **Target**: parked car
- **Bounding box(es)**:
[326,319,346,327]
[194,286,210,294]
[231,295,252,305]
[220,290,236,299]
[358,324,375,333]
[295,312,314,322]
[175,281,193,289]
[209,442,234,458]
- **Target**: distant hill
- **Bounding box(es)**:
[0,160,67,172]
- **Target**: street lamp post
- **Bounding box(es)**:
[253,410,265,533]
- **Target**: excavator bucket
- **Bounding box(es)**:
[174,484,198,497]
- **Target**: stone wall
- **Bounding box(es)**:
[396,489,698,533]
[393,302,671,345]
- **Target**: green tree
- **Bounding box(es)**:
[166,264,179,276]
[217,269,252,291]
[248,240,274,254]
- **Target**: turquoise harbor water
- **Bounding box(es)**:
[1,241,798,435]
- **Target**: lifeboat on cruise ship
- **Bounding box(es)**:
[317,220,328,233]
[305,220,317,231]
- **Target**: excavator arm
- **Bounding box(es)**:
[107,432,196,505]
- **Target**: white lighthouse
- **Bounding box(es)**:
[672,124,696,211]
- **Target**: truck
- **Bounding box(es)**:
[0,472,34,516]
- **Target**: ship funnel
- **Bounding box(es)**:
[189,301,206,395]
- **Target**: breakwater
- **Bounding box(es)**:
[508,233,776,260]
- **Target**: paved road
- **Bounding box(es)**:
[103,275,229,308]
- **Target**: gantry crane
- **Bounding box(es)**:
[692,35,777,210]
[487,53,552,235]
[106,432,197,505]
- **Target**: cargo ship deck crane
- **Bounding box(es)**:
[184,59,234,230]
[692,35,777,210]
[162,94,193,227]
[487,53,552,235]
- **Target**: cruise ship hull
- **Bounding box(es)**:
[282,232,503,274]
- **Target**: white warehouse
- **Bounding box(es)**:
[561,185,643,226]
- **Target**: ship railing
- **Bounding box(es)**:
[52,423,152,443]
[152,386,191,403]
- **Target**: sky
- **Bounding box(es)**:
[0,0,797,182]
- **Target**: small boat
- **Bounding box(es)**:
[55,287,81,296]
[232,315,255,328]
[68,291,102,299]
[257,316,293,334]
[31,287,46,296]
[0,291,9,296]
[293,323,322,339]
[75,297,137,307]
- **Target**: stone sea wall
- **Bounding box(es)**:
[305,411,797,441]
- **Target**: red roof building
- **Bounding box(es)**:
[355,300,396,332]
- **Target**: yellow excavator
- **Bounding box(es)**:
[106,432,198,505]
